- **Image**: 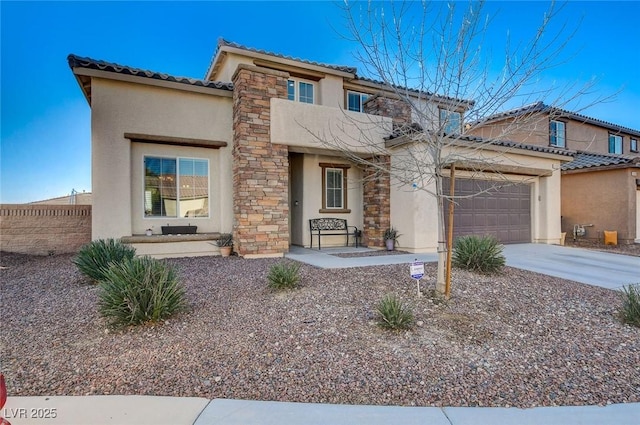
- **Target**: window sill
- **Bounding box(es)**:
[319,208,351,214]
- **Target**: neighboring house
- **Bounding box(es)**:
[561,153,640,244]
[469,101,640,156]
[30,191,92,205]
[68,39,570,258]
[470,102,640,244]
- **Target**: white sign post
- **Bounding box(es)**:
[410,260,425,297]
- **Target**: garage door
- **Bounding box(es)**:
[443,178,531,244]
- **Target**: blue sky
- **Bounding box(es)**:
[1,1,639,203]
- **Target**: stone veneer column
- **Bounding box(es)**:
[232,64,289,257]
[360,96,410,247]
[362,156,391,248]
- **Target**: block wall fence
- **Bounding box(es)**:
[0,204,91,255]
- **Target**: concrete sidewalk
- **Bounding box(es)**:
[286,244,640,289]
[4,397,639,425]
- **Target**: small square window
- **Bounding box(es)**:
[347,91,369,112]
[287,78,314,104]
[439,109,461,134]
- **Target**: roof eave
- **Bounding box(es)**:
[71,67,234,100]
[207,42,357,81]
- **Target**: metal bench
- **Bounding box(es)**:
[309,218,361,250]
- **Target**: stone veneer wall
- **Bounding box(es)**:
[362,157,391,247]
[361,96,410,247]
[231,64,290,257]
[0,204,91,255]
[364,95,411,124]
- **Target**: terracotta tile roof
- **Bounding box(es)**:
[479,101,640,137]
[208,38,357,78]
[562,151,639,171]
[68,54,234,91]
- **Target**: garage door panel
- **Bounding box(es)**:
[444,178,531,244]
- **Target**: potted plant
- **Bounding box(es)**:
[383,227,400,251]
[145,227,153,236]
[216,233,233,257]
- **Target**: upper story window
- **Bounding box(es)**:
[549,120,566,148]
[630,138,638,153]
[144,156,209,218]
[439,109,462,134]
[609,134,623,154]
[319,163,351,213]
[287,78,315,104]
[347,91,369,112]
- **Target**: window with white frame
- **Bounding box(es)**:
[609,134,623,154]
[549,120,566,148]
[320,163,350,213]
[287,78,315,104]
[631,138,638,153]
[144,156,209,218]
[439,108,462,134]
[347,91,369,112]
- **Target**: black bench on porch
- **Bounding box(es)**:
[309,218,361,250]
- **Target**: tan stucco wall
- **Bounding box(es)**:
[389,143,565,251]
[270,98,391,153]
[90,78,233,240]
[294,154,363,248]
[636,189,640,242]
[215,53,345,110]
[561,168,638,243]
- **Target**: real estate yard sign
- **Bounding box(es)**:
[410,261,424,297]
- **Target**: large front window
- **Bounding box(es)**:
[549,120,566,147]
[320,163,351,213]
[287,78,315,104]
[439,109,461,134]
[609,134,623,154]
[144,156,209,217]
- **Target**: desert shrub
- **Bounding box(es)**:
[98,256,186,327]
[619,283,640,328]
[267,261,301,290]
[376,294,414,330]
[452,235,505,274]
[73,238,136,282]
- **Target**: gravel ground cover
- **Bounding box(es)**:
[1,252,639,408]
[565,240,640,257]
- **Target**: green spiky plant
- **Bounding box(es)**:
[267,261,301,290]
[452,235,505,274]
[73,238,136,282]
[376,294,414,330]
[619,283,640,328]
[98,256,186,328]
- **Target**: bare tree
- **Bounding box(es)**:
[305,0,607,295]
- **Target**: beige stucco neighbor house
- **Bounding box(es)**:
[471,102,640,244]
[68,39,571,258]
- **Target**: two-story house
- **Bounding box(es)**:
[68,39,571,258]
[470,102,640,244]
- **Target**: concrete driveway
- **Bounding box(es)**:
[503,244,640,289]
